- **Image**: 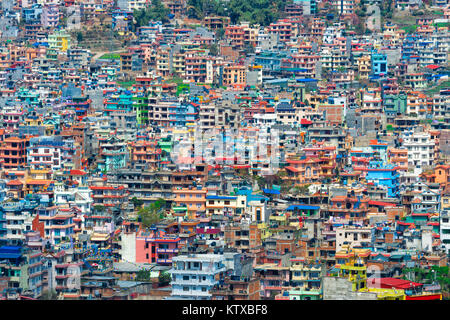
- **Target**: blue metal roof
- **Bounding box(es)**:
[0,253,22,259]
[0,246,22,253]
[286,205,320,210]
[263,189,280,195]
[295,78,318,82]
[206,195,237,200]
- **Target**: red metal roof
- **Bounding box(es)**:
[367,278,423,290]
[368,200,396,207]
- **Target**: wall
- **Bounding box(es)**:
[120,232,136,263]
[323,277,377,300]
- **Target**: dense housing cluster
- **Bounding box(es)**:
[0,0,449,301]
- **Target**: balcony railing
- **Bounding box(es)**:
[156,258,173,264]
[157,248,179,254]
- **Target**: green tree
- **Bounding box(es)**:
[40,289,57,300]
[187,0,226,20]
[209,43,218,56]
[226,0,290,25]
[136,269,152,281]
[133,0,171,29]
[76,31,83,43]
[138,198,166,228]
[216,28,225,40]
[94,205,105,213]
[158,271,171,286]
[131,197,144,209]
[355,20,366,35]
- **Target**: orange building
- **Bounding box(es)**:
[129,140,161,168]
[435,165,450,187]
[225,25,245,49]
[224,223,262,250]
[284,154,336,185]
[327,195,370,222]
[284,158,322,185]
[172,186,207,218]
[0,137,28,169]
[388,148,408,172]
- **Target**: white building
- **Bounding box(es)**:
[169,254,226,300]
[336,226,373,252]
[2,202,34,246]
[402,131,435,174]
[440,209,450,255]
[54,184,93,214]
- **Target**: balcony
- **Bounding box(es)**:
[156,258,173,264]
[262,275,282,281]
[264,285,282,291]
[156,248,178,254]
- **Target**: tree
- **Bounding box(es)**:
[216,28,225,40]
[136,269,152,281]
[138,198,166,228]
[94,205,105,213]
[226,0,289,26]
[255,175,266,190]
[40,289,57,300]
[76,31,83,43]
[133,0,171,29]
[158,271,171,286]
[187,0,226,20]
[131,197,144,209]
[355,20,366,35]
[243,42,255,55]
[209,43,218,56]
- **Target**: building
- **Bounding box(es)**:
[170,254,226,300]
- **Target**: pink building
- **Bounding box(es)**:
[136,229,180,265]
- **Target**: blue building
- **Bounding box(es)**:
[366,160,400,198]
[22,4,42,23]
[371,52,388,76]
[0,246,44,299]
[103,90,134,117]
[402,34,420,61]
[254,51,288,73]
[369,140,389,163]
[294,0,317,15]
[169,102,199,127]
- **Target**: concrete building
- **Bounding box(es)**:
[169,254,226,300]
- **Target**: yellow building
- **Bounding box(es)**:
[48,29,71,52]
[258,222,272,241]
[222,65,246,88]
[357,55,371,79]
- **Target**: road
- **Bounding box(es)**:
[91,49,125,61]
